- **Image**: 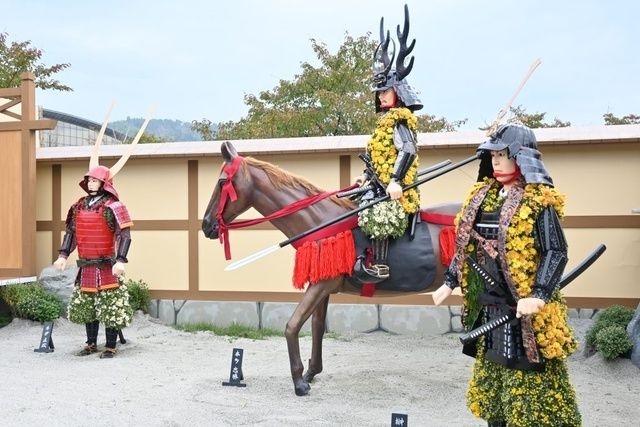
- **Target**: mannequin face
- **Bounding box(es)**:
[491,149,517,183]
[87,177,103,194]
[378,88,397,109]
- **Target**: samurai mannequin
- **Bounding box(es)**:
[432,123,581,426]
[53,106,150,359]
[353,4,423,283]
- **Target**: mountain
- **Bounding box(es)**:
[109,118,206,142]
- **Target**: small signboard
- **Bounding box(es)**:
[34,321,55,353]
[391,413,408,426]
[222,347,246,387]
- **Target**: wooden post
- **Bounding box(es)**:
[0,72,57,279]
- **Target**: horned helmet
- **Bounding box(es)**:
[80,104,151,200]
[476,122,554,186]
[371,4,423,113]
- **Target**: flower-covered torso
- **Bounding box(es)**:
[365,107,420,214]
[455,177,576,360]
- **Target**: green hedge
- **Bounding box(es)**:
[585,305,634,360]
[0,282,63,322]
[124,278,151,313]
[0,277,151,325]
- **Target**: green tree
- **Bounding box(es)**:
[603,113,640,125]
[192,33,464,140]
[0,32,71,91]
[481,105,570,130]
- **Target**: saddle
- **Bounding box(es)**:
[347,217,438,293]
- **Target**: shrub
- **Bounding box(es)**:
[585,305,634,359]
[595,325,633,360]
[125,278,151,313]
[0,282,62,322]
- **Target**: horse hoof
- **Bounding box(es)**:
[303,368,320,383]
[294,381,311,396]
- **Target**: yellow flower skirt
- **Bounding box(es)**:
[467,342,581,426]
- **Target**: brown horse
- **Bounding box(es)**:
[202,141,461,396]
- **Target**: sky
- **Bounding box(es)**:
[3,0,639,130]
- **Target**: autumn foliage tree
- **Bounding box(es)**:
[603,113,640,125]
[0,32,71,91]
[192,33,464,140]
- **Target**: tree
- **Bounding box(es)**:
[603,113,640,125]
[480,105,570,130]
[0,32,71,91]
[192,33,464,140]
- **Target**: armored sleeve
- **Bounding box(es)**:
[442,255,461,290]
[58,202,80,258]
[531,206,568,302]
[391,121,417,183]
[106,201,134,229]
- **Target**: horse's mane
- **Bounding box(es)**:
[242,156,355,209]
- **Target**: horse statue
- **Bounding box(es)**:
[202,141,469,396]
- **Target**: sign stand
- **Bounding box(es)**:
[222,347,246,387]
[33,321,55,353]
[391,413,408,426]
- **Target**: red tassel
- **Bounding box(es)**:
[361,282,376,297]
[318,238,332,280]
[292,230,358,288]
[293,241,312,289]
[439,226,456,266]
[309,241,320,284]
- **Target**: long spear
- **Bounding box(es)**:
[224,153,479,271]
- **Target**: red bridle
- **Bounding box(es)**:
[213,155,355,260]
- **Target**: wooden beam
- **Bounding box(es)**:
[0,119,57,132]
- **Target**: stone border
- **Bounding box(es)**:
[148,299,598,335]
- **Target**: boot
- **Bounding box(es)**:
[100,327,119,359]
[77,320,99,356]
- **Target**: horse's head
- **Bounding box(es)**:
[202,141,254,239]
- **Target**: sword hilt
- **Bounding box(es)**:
[337,185,374,198]
[459,313,513,344]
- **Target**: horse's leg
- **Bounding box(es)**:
[285,278,340,396]
[303,294,329,383]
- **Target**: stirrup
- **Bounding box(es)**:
[370,264,389,279]
[99,348,117,359]
[76,344,97,356]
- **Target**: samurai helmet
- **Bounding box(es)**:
[476,122,554,186]
[80,103,152,200]
[372,4,422,112]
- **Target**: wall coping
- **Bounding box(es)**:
[36,124,640,161]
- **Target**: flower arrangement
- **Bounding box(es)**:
[68,278,133,330]
[96,282,133,330]
[366,107,420,214]
[358,200,408,239]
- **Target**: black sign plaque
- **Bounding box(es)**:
[222,347,246,387]
[34,321,55,353]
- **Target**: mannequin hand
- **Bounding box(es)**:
[53,257,67,271]
[353,174,367,186]
[432,284,453,306]
[112,261,125,277]
[386,180,403,200]
[516,297,545,318]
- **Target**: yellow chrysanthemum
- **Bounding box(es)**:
[365,107,420,214]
